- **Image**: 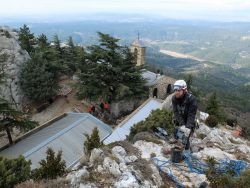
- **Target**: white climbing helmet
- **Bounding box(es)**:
[173,80,187,91]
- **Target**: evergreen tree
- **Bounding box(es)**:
[64,36,78,74]
[185,74,193,91]
[37,34,49,49]
[75,46,86,64]
[33,148,66,180]
[84,127,103,155]
[51,35,78,75]
[117,47,147,100]
[18,24,35,54]
[0,156,31,188]
[0,98,37,144]
[184,74,201,100]
[35,34,64,75]
[67,36,75,49]
[76,32,147,101]
[0,53,37,144]
[206,92,219,117]
[53,34,61,52]
[19,53,60,103]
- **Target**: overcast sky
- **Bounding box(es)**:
[1,0,250,22]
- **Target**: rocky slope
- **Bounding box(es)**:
[64,123,250,188]
[0,26,29,108]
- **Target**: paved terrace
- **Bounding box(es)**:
[104,98,163,144]
[0,113,112,169]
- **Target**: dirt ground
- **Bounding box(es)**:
[0,79,89,147]
[30,79,90,125]
[31,88,87,125]
[0,78,127,147]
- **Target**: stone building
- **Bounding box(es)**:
[130,37,175,100]
[130,39,146,66]
[149,75,176,100]
[141,70,175,100]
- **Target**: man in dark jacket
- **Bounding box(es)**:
[172,80,198,149]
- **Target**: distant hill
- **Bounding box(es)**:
[4,19,249,118]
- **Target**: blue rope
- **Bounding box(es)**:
[152,157,186,188]
[216,157,248,176]
[152,152,248,188]
[183,151,209,174]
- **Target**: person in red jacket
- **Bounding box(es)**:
[104,102,110,113]
[87,104,96,114]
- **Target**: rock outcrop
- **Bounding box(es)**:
[66,123,250,188]
[0,26,29,108]
[67,142,164,188]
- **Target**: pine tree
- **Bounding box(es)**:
[18,24,35,54]
[75,46,86,64]
[184,74,201,100]
[76,32,147,101]
[186,74,193,91]
[0,98,37,144]
[0,156,31,188]
[64,36,78,74]
[19,53,60,103]
[0,54,37,144]
[33,147,66,180]
[53,34,61,52]
[84,127,103,155]
[37,34,49,49]
[117,47,147,100]
[67,36,75,49]
[206,92,219,117]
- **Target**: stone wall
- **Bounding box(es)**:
[110,99,141,118]
[149,76,176,100]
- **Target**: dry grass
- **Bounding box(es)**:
[15,180,44,188]
[159,171,178,188]
[132,131,163,145]
[197,133,207,140]
[106,140,141,158]
[15,179,70,188]
[235,151,249,162]
[79,154,90,168]
[127,159,153,181]
[81,171,114,187]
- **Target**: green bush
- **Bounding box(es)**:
[206,156,250,188]
[237,169,250,187]
[0,156,31,188]
[205,115,218,127]
[210,174,237,188]
[32,147,66,180]
[226,118,237,127]
[205,156,219,180]
[210,169,250,188]
[84,127,103,155]
[241,126,250,140]
[128,109,174,141]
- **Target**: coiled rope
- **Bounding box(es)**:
[152,151,248,188]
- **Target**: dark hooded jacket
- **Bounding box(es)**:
[172,92,197,129]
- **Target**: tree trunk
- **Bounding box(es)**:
[5,126,13,144]
[9,80,18,109]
